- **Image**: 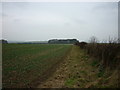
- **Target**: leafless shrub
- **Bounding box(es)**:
[89,36,99,44]
[76,36,120,69]
[108,36,118,44]
[75,41,87,49]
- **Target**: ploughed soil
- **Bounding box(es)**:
[37,45,119,88]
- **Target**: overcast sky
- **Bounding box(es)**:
[1,2,118,42]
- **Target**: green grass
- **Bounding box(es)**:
[65,78,77,87]
[2,44,72,88]
[97,71,105,77]
[91,60,99,67]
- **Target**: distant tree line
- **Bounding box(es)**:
[0,39,8,44]
[0,39,79,44]
[48,39,79,44]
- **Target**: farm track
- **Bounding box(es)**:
[38,45,98,88]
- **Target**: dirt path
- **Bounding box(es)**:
[37,46,99,88]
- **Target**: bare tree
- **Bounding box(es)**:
[89,36,99,43]
[108,36,118,43]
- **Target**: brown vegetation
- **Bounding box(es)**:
[74,37,120,88]
[85,43,120,69]
[75,37,120,70]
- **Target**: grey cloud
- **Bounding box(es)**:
[73,18,86,25]
[63,22,71,26]
[13,18,21,22]
[2,13,8,17]
[92,2,117,11]
[2,2,118,42]
[0,13,2,16]
[3,2,29,10]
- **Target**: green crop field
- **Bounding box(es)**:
[2,44,72,88]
